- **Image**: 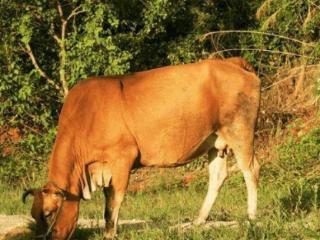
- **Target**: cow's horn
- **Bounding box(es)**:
[22,189,36,203]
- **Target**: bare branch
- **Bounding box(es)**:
[57,1,64,20]
[59,21,68,97]
[293,64,306,98]
[50,23,62,46]
[261,65,319,91]
[52,33,62,46]
[54,1,69,97]
[208,48,320,60]
[138,0,148,7]
[24,43,61,92]
[309,0,320,10]
[52,2,85,97]
[67,5,86,21]
[201,30,315,46]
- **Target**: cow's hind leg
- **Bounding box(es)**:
[235,149,259,220]
[194,146,228,225]
[221,125,260,220]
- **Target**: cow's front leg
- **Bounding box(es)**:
[103,166,132,239]
[103,187,125,239]
[102,145,138,239]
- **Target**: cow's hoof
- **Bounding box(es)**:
[193,218,206,225]
[103,237,114,240]
[103,231,116,240]
[248,213,257,221]
[103,235,115,240]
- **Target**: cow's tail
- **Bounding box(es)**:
[225,57,256,74]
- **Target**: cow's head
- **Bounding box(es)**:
[23,182,65,238]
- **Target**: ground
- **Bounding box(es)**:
[1,157,319,239]
[1,121,320,240]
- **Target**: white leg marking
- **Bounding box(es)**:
[194,152,227,225]
[243,170,257,220]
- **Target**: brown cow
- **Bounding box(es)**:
[23,57,260,239]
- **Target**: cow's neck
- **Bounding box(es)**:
[47,141,82,197]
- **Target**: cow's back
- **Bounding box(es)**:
[120,60,260,167]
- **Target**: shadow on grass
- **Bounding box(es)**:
[74,227,102,240]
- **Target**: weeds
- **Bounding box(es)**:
[1,123,319,239]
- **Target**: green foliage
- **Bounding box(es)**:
[0,0,319,183]
[0,1,320,238]
[66,3,133,85]
[204,0,320,80]
[256,0,320,60]
[0,129,56,182]
[277,127,320,176]
[271,127,320,221]
[0,0,259,183]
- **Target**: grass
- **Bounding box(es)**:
[1,127,320,239]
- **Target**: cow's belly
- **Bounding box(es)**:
[140,132,218,167]
[185,132,217,161]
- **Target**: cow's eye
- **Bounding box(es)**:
[44,211,52,218]
[42,188,50,194]
[54,192,63,198]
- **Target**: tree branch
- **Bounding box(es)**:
[67,5,86,21]
[57,1,64,20]
[208,48,319,60]
[59,21,69,97]
[56,0,69,97]
[24,43,61,92]
[50,23,62,46]
[53,2,86,97]
[201,30,315,46]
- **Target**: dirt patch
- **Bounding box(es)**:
[0,215,33,240]
[0,215,148,240]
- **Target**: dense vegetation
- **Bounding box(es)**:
[0,0,319,186]
[0,1,319,239]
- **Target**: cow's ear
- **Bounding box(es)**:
[22,189,37,203]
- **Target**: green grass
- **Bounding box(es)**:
[1,127,320,239]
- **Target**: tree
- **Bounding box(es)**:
[0,0,258,182]
[0,0,133,181]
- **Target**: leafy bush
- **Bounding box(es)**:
[0,0,258,183]
[0,0,319,184]
[272,127,320,218]
[277,127,320,174]
[0,128,56,183]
